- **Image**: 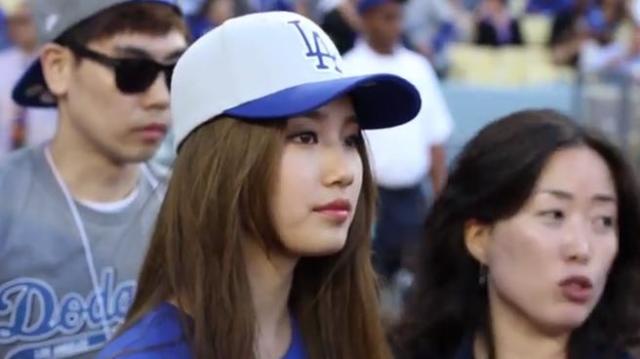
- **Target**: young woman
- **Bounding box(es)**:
[98,11,421,359]
[395,110,640,359]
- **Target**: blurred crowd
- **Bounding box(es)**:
[171,0,640,77]
[4,0,640,158]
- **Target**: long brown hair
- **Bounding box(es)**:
[123,116,391,359]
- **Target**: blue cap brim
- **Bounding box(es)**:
[12,59,56,107]
[224,74,421,130]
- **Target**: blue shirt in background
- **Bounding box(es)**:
[186,15,215,40]
[0,10,11,50]
[526,0,575,14]
[97,302,307,359]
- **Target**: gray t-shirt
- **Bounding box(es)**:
[0,145,165,359]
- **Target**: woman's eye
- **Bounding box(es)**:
[594,216,615,230]
[289,132,318,144]
[539,210,565,223]
[345,134,362,147]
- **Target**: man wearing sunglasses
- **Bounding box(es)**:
[0,1,188,358]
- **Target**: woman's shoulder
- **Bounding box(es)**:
[594,347,635,359]
[97,302,192,359]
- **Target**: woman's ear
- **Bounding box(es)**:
[464,219,491,265]
[40,43,75,98]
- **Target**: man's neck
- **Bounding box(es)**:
[49,129,141,203]
[476,287,569,359]
[365,38,395,55]
[244,240,298,359]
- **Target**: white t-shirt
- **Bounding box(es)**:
[343,40,454,189]
[0,48,57,159]
[579,40,625,74]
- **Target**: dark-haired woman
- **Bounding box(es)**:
[396,109,640,359]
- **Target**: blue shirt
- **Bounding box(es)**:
[0,10,9,51]
[97,302,307,359]
[526,0,574,14]
[186,15,215,40]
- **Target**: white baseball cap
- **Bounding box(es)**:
[171,11,421,151]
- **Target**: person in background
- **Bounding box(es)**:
[251,0,312,16]
[579,0,627,74]
[343,0,454,317]
[0,0,56,158]
[0,0,188,357]
[461,0,482,11]
[526,0,574,14]
[395,110,640,359]
[403,0,472,73]
[0,6,10,49]
[548,0,592,67]
[620,25,640,80]
[187,0,235,39]
[475,0,523,46]
[180,0,206,15]
[320,0,360,54]
[98,11,421,359]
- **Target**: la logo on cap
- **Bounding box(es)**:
[288,20,342,74]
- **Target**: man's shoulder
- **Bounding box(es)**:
[342,41,368,62]
[0,147,40,188]
[398,46,426,60]
[395,46,432,70]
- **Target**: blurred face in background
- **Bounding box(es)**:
[6,3,38,52]
[483,0,506,12]
[361,1,404,54]
[575,0,591,13]
[600,0,625,24]
[205,0,234,26]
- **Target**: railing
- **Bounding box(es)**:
[574,72,640,165]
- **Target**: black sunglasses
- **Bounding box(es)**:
[64,43,176,94]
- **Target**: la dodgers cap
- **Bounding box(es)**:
[172,11,421,151]
[12,0,181,108]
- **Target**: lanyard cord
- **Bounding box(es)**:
[43,147,160,340]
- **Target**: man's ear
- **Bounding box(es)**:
[464,219,491,265]
[40,43,75,98]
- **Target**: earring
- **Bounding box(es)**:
[479,264,488,286]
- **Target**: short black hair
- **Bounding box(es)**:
[55,2,189,46]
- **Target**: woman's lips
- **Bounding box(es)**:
[313,199,352,222]
[559,276,593,304]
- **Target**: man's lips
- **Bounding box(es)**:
[135,123,167,141]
